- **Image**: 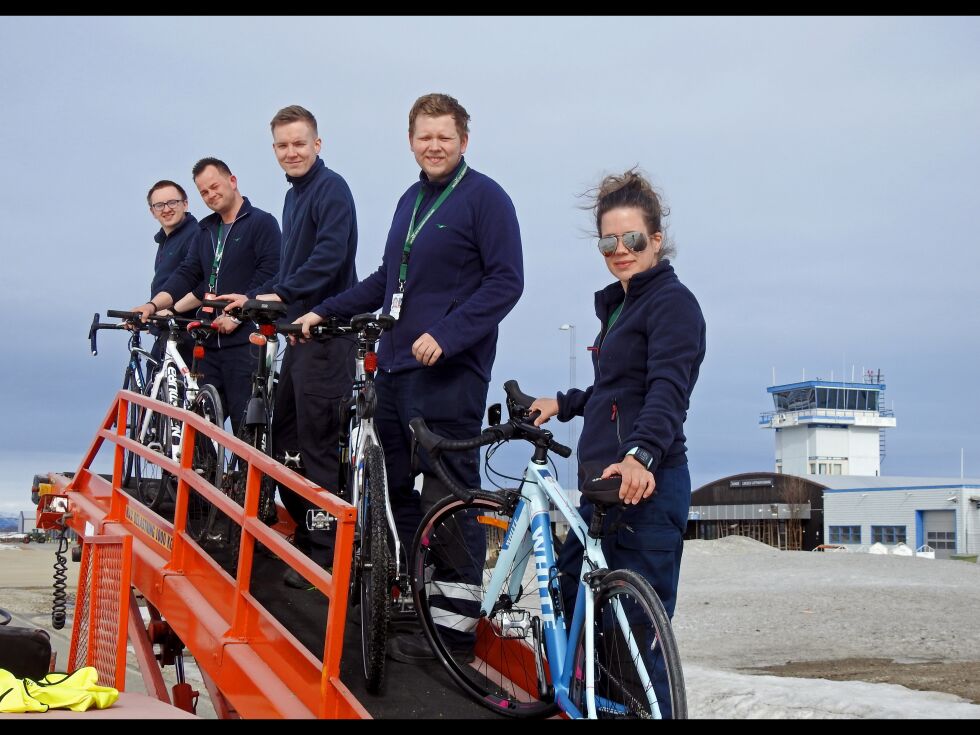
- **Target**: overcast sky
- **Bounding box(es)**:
[1,16,978,512]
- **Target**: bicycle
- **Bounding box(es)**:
[279,312,397,694]
[190,298,287,559]
[89,310,224,534]
[407,380,687,719]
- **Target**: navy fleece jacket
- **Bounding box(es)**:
[160,197,281,348]
[151,212,200,298]
[557,260,706,475]
[250,157,358,321]
[312,157,523,382]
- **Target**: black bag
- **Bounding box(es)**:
[0,625,53,679]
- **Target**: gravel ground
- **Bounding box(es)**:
[673,535,980,710]
[3,535,979,718]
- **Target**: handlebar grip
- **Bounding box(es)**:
[201,298,233,310]
[106,310,141,319]
[88,313,100,356]
[503,379,537,410]
[550,440,573,458]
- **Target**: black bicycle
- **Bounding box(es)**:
[189,299,287,564]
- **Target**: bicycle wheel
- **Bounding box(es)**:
[359,441,392,693]
[411,491,560,718]
[134,375,178,510]
[185,384,225,541]
[570,569,686,719]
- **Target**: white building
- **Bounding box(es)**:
[818,475,980,559]
[760,374,896,477]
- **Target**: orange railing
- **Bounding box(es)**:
[36,389,368,719]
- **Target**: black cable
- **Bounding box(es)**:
[51,525,69,630]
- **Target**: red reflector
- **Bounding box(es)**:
[364,352,378,373]
[260,323,276,337]
[249,333,268,347]
[193,345,205,359]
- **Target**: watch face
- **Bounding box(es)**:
[635,448,653,468]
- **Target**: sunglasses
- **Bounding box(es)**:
[597,230,648,257]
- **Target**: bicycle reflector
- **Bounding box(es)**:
[250,332,268,347]
[259,323,276,337]
[193,345,205,360]
[364,351,378,373]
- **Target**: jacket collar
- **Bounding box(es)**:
[419,155,467,192]
[595,258,674,315]
[153,212,198,245]
[285,156,325,188]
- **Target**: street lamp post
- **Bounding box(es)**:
[559,324,576,490]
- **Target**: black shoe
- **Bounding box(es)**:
[387,630,474,665]
[283,568,309,589]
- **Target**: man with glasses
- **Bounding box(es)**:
[217,106,358,586]
[145,180,200,366]
[133,158,281,434]
[294,93,524,660]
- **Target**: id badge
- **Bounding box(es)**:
[390,291,404,320]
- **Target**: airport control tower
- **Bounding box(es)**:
[760,369,896,477]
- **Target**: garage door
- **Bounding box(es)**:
[922,510,956,559]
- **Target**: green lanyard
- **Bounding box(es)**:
[398,162,468,291]
[208,222,228,292]
[606,299,625,331]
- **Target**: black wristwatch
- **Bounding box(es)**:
[625,446,654,469]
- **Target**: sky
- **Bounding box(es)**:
[1,16,979,513]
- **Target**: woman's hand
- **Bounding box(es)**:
[529,398,559,426]
[601,455,655,505]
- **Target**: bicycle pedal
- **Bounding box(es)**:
[306,509,333,531]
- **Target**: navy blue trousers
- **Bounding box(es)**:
[375,362,488,647]
[274,336,356,565]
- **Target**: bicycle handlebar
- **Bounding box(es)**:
[277,321,352,339]
[407,379,574,503]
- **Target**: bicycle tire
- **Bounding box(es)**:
[570,568,686,719]
[411,491,560,718]
[359,441,391,693]
[185,384,225,541]
[134,373,178,510]
[221,410,276,572]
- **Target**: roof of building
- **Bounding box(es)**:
[792,474,980,491]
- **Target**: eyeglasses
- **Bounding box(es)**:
[149,199,185,212]
[597,230,647,257]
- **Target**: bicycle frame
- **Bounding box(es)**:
[139,330,201,461]
[484,461,661,719]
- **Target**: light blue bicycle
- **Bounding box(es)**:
[408,380,686,719]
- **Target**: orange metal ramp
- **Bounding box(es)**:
[35,389,369,719]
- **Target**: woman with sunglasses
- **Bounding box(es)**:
[530,167,706,649]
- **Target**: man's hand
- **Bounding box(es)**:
[412,333,443,366]
[211,314,242,334]
[292,312,325,343]
[529,398,559,426]
[601,455,656,505]
[216,293,249,312]
[130,303,156,324]
[256,293,282,302]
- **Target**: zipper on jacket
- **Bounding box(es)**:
[611,397,622,444]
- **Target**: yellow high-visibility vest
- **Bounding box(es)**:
[0,667,119,713]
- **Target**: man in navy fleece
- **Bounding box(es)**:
[133,158,281,434]
[145,179,200,367]
[218,106,358,586]
[295,93,524,659]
